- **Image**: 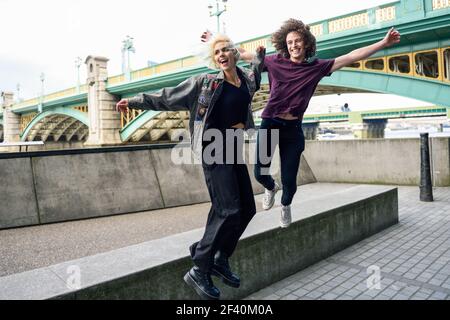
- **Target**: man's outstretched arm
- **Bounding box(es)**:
[201,30,256,62]
[237,48,256,62]
[331,27,400,73]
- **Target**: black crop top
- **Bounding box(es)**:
[207,72,251,130]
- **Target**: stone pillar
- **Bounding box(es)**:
[1,92,21,145]
[352,119,387,139]
[351,123,368,139]
[84,56,122,147]
[302,122,319,140]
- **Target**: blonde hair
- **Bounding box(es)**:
[207,33,240,69]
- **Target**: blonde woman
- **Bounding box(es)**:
[116,35,265,300]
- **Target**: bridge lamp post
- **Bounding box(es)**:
[16,83,22,102]
[75,56,82,94]
[38,73,45,113]
[122,35,135,81]
[208,0,227,33]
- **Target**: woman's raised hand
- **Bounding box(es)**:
[116,99,129,113]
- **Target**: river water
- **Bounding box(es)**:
[317,128,450,140]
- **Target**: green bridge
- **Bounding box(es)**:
[1,0,450,149]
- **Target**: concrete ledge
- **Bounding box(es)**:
[0,185,398,300]
[0,143,317,229]
[0,158,39,228]
[150,148,210,207]
[303,137,450,186]
[32,150,164,223]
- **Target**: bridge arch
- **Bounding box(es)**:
[120,109,189,143]
[21,107,89,142]
[319,69,450,107]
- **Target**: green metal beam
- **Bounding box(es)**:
[119,110,162,141]
[20,107,89,141]
[304,113,349,123]
[320,69,450,107]
[12,93,88,114]
[108,59,260,98]
[108,67,213,97]
[299,106,447,124]
[362,106,448,118]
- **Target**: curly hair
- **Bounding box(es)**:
[271,19,316,60]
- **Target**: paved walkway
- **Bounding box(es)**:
[246,186,450,300]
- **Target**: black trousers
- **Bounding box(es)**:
[254,118,305,206]
[190,162,256,272]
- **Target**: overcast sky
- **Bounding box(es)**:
[0,0,431,110]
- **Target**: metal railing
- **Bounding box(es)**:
[0,141,44,152]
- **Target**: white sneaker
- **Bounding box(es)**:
[262,183,280,210]
[280,205,292,228]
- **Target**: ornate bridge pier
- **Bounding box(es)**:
[302,122,320,140]
[84,56,122,147]
[1,92,20,151]
[350,113,387,139]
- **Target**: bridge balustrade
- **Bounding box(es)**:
[388,54,412,75]
[444,48,450,81]
[414,50,440,79]
[364,57,386,72]
[121,108,143,128]
[345,47,450,82]
[348,62,362,69]
[433,0,450,10]
[73,105,88,113]
[20,113,37,133]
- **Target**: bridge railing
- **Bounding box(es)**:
[343,46,450,83]
[299,106,449,124]
[0,141,44,152]
[121,108,144,128]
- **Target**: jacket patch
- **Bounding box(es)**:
[195,106,207,121]
[198,107,206,116]
[198,94,207,105]
[211,80,219,91]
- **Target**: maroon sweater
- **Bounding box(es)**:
[261,54,335,121]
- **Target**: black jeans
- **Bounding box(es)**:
[190,135,256,272]
[254,118,305,206]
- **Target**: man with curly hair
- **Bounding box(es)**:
[205,19,400,228]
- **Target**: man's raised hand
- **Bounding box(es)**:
[383,27,401,47]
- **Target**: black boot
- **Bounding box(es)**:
[183,266,220,300]
[211,251,240,288]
